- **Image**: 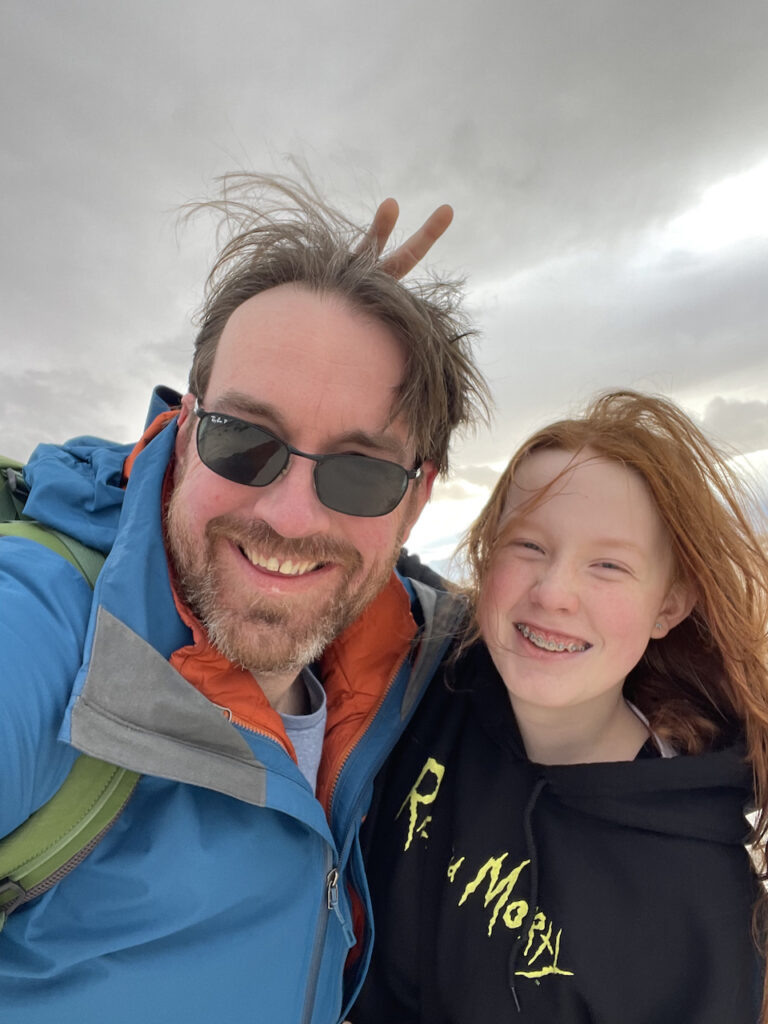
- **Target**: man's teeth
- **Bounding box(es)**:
[516,623,588,653]
[242,549,321,576]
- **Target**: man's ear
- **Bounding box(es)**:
[652,581,697,639]
[418,460,438,504]
[176,392,196,430]
[399,460,437,545]
[173,393,197,465]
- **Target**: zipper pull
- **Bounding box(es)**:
[326,868,339,912]
[326,868,356,946]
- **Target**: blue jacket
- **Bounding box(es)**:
[0,390,462,1024]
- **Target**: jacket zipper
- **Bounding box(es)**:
[326,652,408,825]
[213,703,294,755]
[300,846,336,1024]
[325,600,463,823]
[221,704,349,1024]
[332,624,459,1019]
[216,624,451,1021]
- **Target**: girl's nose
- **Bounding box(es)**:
[529,562,579,614]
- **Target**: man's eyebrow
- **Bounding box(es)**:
[211,390,409,461]
[334,427,408,461]
[213,392,288,432]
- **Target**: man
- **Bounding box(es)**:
[0,174,487,1023]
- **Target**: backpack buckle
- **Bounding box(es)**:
[0,878,28,916]
[1,466,28,498]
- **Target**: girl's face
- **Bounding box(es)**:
[477,447,691,719]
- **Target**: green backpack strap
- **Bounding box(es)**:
[0,757,140,929]
[0,479,141,931]
[0,460,105,587]
[0,519,105,588]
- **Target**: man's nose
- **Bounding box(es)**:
[246,454,333,538]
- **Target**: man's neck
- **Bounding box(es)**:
[258,669,310,715]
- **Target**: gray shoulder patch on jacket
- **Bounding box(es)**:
[70,608,269,806]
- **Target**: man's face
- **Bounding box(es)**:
[167,283,434,682]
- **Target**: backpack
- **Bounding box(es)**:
[0,455,140,931]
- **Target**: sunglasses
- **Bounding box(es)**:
[193,402,422,518]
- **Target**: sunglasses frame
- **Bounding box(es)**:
[193,400,422,518]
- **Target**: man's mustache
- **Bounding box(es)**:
[205,515,363,571]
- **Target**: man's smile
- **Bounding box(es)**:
[238,544,327,577]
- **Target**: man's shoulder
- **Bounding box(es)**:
[396,547,448,592]
[396,549,468,648]
[0,539,92,837]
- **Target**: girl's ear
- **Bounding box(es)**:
[652,581,697,639]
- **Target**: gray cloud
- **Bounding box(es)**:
[2,0,768,560]
[702,398,768,455]
[4,368,133,461]
[457,240,768,468]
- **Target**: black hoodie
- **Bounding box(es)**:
[353,643,762,1023]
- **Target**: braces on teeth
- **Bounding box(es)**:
[516,623,588,653]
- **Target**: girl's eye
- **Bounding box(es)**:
[511,540,544,554]
[594,561,627,573]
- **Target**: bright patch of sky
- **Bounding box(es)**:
[662,159,768,253]
[730,449,768,522]
[408,488,490,577]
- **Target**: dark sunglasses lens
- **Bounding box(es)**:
[316,454,408,517]
[197,416,287,486]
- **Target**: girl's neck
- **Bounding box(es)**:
[511,693,650,765]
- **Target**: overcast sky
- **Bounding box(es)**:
[2,0,767,567]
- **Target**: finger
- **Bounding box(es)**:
[379,204,454,279]
[356,198,400,256]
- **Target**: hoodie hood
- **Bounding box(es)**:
[23,439,131,553]
[466,641,752,847]
[542,746,752,843]
[22,386,182,553]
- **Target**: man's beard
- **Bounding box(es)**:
[165,495,404,678]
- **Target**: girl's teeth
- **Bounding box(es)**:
[516,623,587,653]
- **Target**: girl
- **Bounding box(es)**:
[353,390,768,1023]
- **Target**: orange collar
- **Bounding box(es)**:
[122,409,178,480]
[168,570,417,807]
